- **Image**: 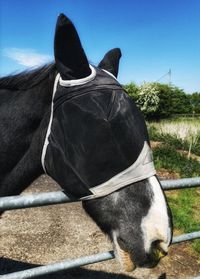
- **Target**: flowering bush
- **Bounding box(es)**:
[136,82,160,117]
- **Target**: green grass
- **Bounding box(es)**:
[168,189,200,253]
[153,144,200,177]
[152,144,200,253]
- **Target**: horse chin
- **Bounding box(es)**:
[113,237,136,272]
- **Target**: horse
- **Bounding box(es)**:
[0,13,172,271]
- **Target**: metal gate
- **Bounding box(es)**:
[0,177,199,279]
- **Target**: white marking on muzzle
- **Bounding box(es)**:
[141,176,171,253]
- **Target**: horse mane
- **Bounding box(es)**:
[0,63,57,90]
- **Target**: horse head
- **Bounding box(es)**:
[42,14,173,271]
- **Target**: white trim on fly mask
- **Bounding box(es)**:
[80,141,156,200]
[41,72,60,172]
[102,69,117,80]
[59,65,96,87]
[41,65,96,172]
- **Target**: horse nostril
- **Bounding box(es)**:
[151,240,161,249]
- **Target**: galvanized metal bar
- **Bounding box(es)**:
[0,191,76,210]
[0,177,199,211]
[0,251,115,279]
[1,232,199,279]
[0,178,199,278]
[172,231,200,244]
[161,177,200,190]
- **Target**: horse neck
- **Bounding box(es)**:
[0,68,56,171]
[4,68,56,128]
[0,66,58,195]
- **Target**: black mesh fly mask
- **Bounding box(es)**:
[41,66,156,200]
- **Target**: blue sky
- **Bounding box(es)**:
[0,0,200,93]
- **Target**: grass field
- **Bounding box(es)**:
[149,118,200,140]
[148,118,200,254]
[148,118,200,157]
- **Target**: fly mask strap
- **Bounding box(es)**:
[41,73,60,172]
[41,65,97,172]
[80,141,156,200]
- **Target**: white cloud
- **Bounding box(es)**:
[2,48,52,67]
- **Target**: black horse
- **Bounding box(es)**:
[0,14,172,271]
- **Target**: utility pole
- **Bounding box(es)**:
[168,69,171,86]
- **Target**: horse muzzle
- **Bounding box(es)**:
[113,235,168,272]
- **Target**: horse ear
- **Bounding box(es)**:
[98,48,122,78]
[54,13,91,80]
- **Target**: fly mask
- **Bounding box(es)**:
[41,66,156,200]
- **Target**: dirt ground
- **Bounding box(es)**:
[0,175,199,279]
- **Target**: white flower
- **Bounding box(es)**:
[136,83,160,114]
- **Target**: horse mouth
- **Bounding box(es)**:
[113,237,136,272]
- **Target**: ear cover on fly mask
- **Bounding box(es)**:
[54,13,91,80]
[98,48,122,78]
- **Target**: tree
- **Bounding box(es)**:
[170,87,192,114]
[189,92,200,113]
[123,82,139,101]
[153,83,173,118]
